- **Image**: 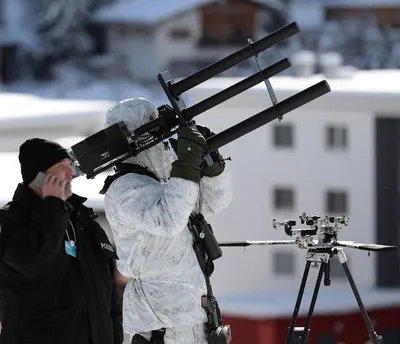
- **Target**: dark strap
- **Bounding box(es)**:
[150,329,166,343]
[131,334,150,344]
[131,329,165,344]
[100,163,159,194]
[188,215,223,330]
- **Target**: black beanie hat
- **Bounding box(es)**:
[19,138,71,185]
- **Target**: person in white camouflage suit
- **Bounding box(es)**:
[101,97,233,344]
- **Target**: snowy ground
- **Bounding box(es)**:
[0,60,201,122]
[0,74,168,107]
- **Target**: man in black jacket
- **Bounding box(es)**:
[0,138,124,344]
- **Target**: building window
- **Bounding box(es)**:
[117,24,127,37]
[117,24,152,37]
[326,190,348,214]
[326,125,348,149]
[129,26,152,36]
[273,124,294,148]
[274,187,295,210]
[170,28,191,39]
[273,251,295,275]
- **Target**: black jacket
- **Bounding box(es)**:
[0,184,123,344]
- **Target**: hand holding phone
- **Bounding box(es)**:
[31,172,68,201]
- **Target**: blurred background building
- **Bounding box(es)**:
[0,0,400,343]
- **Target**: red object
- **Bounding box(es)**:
[222,306,400,344]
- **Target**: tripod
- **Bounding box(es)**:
[218,213,398,344]
[285,246,383,344]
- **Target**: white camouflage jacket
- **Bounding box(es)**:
[104,168,232,335]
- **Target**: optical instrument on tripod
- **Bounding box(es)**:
[218,213,398,344]
[66,21,331,179]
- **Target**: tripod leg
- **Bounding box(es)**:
[300,262,325,344]
[285,260,312,344]
[336,249,384,344]
[324,259,331,286]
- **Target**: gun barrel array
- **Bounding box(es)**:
[170,22,300,96]
[205,81,331,153]
[183,58,292,120]
[71,21,335,184]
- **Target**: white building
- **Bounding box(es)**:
[183,69,400,303]
[91,0,284,83]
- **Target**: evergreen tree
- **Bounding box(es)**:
[30,0,114,79]
[33,0,94,61]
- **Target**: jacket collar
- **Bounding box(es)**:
[100,163,158,194]
[12,183,87,211]
[67,193,87,208]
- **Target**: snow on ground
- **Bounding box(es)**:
[0,58,196,111]
[1,77,160,104]
[1,62,171,108]
[0,93,112,128]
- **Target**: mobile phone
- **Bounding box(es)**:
[31,172,46,189]
[31,172,71,195]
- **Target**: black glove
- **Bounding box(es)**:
[195,124,226,177]
[170,126,206,184]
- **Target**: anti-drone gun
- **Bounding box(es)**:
[68,21,331,179]
[218,214,397,344]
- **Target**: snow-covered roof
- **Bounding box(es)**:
[93,0,215,25]
[0,151,108,211]
[323,0,400,8]
[0,93,112,130]
[218,288,400,318]
[93,0,283,25]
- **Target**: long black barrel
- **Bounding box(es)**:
[171,22,300,96]
[205,81,331,153]
[219,240,297,247]
[183,58,291,120]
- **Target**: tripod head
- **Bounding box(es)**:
[220,212,396,253]
[273,213,351,250]
[219,213,396,344]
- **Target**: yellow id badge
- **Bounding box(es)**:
[65,240,77,258]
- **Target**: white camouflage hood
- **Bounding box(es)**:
[104,97,174,182]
